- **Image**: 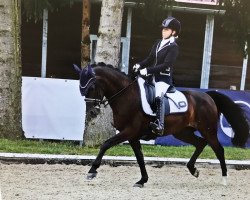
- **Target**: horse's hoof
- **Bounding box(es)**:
[133,183,144,188]
[86,172,97,180]
[193,169,199,178]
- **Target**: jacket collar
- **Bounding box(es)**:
[157,41,170,52]
[157,36,176,52]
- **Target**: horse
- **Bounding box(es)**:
[74,63,249,187]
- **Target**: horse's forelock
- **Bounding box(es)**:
[87,64,95,75]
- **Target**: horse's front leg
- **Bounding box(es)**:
[87,131,129,180]
[129,139,148,188]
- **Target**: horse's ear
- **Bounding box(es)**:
[73,64,81,74]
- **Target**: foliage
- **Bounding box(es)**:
[22,0,77,22]
[133,0,175,23]
[218,0,250,56]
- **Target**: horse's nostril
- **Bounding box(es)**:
[89,110,96,117]
[89,108,100,118]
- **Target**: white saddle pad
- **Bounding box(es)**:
[137,77,188,116]
[166,91,188,114]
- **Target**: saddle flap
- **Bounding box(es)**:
[137,77,188,116]
[143,81,155,106]
[137,77,156,116]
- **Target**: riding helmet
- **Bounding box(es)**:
[161,17,181,36]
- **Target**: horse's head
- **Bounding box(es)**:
[73,64,104,107]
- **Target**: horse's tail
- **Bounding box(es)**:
[206,90,249,147]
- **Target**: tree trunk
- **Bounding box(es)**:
[83,0,124,146]
[0,0,23,139]
[95,0,124,66]
[81,0,91,68]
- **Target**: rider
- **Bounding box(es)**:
[133,16,181,135]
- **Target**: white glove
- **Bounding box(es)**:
[139,68,147,76]
[133,64,140,72]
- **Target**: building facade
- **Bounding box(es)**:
[21,0,250,90]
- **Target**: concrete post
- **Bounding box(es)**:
[240,41,248,90]
[200,14,214,89]
[121,7,132,74]
[41,9,48,78]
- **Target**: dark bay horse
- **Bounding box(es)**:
[74,63,249,187]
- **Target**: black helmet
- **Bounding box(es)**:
[161,17,181,36]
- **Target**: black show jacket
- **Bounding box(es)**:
[138,39,179,85]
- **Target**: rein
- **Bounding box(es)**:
[103,79,137,107]
[85,79,137,107]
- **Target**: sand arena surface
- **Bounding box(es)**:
[0,163,250,200]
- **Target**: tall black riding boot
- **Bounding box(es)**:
[150,96,165,135]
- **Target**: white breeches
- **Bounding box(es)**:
[155,81,170,97]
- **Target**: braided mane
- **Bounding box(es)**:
[91,62,128,77]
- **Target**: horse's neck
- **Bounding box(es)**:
[103,76,128,98]
[97,69,130,100]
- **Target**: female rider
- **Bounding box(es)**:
[133,16,181,135]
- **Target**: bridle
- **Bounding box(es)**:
[81,77,137,108]
[79,76,103,106]
[79,77,101,103]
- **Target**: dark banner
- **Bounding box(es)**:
[155,89,250,148]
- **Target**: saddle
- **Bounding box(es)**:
[137,77,188,116]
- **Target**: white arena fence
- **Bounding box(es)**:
[22,77,85,141]
[21,77,250,147]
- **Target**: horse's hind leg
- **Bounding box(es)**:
[129,139,148,188]
[87,131,130,180]
[205,133,227,185]
[174,128,207,178]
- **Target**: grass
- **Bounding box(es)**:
[0,138,250,160]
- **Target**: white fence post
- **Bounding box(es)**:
[240,41,248,90]
[200,14,214,89]
[41,9,48,78]
[121,7,132,74]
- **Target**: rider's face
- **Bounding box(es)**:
[162,28,175,39]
